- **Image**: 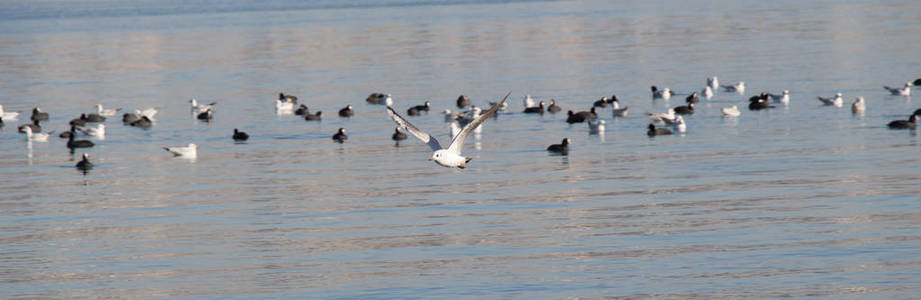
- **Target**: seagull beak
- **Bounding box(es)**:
[428,157,434,161]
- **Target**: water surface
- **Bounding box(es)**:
[1,0,921,298]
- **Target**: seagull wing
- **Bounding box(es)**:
[386,106,442,151]
[446,92,510,155]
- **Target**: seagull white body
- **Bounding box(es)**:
[884,82,911,96]
[611,100,628,117]
[588,118,606,133]
[387,92,510,169]
[707,76,719,91]
[96,104,121,116]
[189,98,216,114]
[163,143,198,158]
[78,124,106,138]
[722,81,745,94]
[0,104,20,120]
[851,97,866,114]
[702,86,714,99]
[672,115,686,132]
[653,88,672,100]
[523,95,536,109]
[23,126,50,142]
[818,93,843,107]
[647,109,676,124]
[275,99,294,113]
[135,107,158,119]
[721,105,741,117]
[769,90,790,104]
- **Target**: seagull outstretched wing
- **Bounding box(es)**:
[387,106,443,151]
[446,92,510,155]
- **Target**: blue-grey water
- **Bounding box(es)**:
[2,0,921,298]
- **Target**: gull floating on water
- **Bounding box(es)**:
[135,107,158,119]
[707,76,719,91]
[768,90,790,105]
[386,92,509,169]
[95,104,121,116]
[721,81,745,94]
[588,118,605,133]
[77,124,105,138]
[276,99,294,113]
[611,98,628,117]
[163,143,198,158]
[884,82,911,96]
[702,86,714,99]
[672,115,686,133]
[851,97,866,114]
[23,126,51,142]
[0,104,20,120]
[651,86,673,100]
[817,93,843,107]
[721,105,741,117]
[647,109,676,125]
[190,98,216,114]
[523,95,537,109]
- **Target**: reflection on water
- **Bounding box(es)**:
[2,0,921,298]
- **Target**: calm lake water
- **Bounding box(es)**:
[2,0,921,298]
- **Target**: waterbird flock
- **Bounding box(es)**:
[2,77,920,172]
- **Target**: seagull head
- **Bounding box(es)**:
[430,149,450,164]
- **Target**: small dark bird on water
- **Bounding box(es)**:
[67,134,94,149]
[232,128,249,141]
[748,93,776,110]
[456,95,470,109]
[304,111,322,121]
[673,102,694,115]
[130,116,152,128]
[686,92,699,104]
[75,153,93,171]
[31,107,49,121]
[566,107,597,123]
[546,138,570,155]
[122,113,139,124]
[279,92,297,104]
[339,105,354,117]
[60,125,77,138]
[407,101,431,116]
[295,104,309,115]
[547,99,561,113]
[18,119,41,133]
[392,127,407,141]
[593,97,610,108]
[647,124,673,137]
[69,115,87,126]
[82,113,105,122]
[887,114,920,129]
[332,128,348,143]
[196,109,213,121]
[366,93,390,105]
[524,101,545,114]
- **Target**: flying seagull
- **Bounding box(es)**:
[386,92,510,169]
